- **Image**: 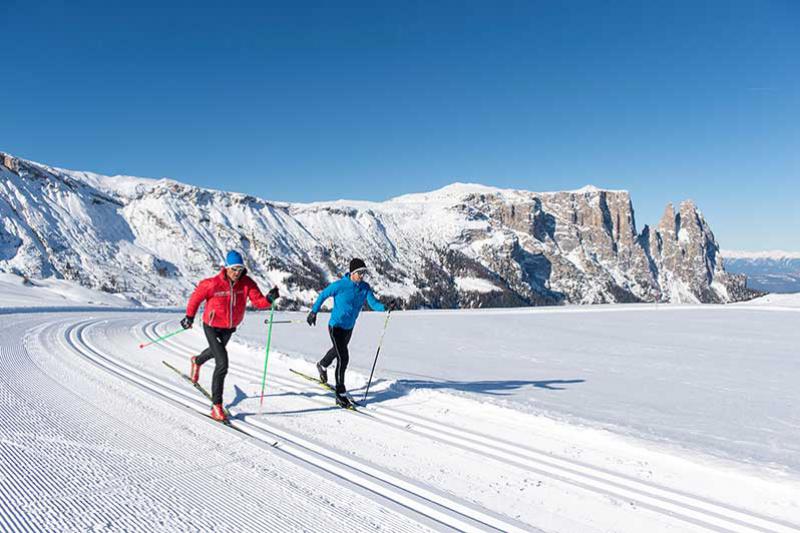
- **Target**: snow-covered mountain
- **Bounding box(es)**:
[722,250,800,293]
[0,151,757,307]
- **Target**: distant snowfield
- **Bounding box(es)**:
[738,292,800,308]
[1,282,799,532]
[0,273,142,308]
[722,250,800,260]
[454,276,501,293]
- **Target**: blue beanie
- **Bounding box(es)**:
[224,250,245,268]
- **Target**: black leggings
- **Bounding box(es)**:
[196,323,235,404]
[319,326,353,395]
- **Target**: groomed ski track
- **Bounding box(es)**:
[0,309,797,532]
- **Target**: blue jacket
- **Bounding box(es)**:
[311,275,385,330]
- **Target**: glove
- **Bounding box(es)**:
[306,311,317,326]
[180,315,194,329]
[267,286,280,304]
[387,299,400,311]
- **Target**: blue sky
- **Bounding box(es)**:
[2,1,798,250]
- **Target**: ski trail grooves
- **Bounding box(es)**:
[153,320,800,533]
[70,317,533,533]
[0,315,438,533]
[40,317,411,531]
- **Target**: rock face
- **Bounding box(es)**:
[0,151,758,307]
[646,201,732,303]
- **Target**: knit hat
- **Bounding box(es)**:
[349,258,367,273]
[225,250,245,268]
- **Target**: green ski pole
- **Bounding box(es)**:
[259,304,277,406]
[139,327,189,349]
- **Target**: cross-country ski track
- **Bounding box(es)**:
[1,309,798,532]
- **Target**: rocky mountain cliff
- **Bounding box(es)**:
[0,151,757,308]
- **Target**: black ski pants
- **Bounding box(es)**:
[319,326,353,395]
[196,323,235,405]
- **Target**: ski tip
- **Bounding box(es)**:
[138,343,144,349]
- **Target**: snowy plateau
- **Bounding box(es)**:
[0,281,798,532]
[0,152,798,533]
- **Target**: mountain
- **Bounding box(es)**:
[0,151,758,308]
[721,250,800,293]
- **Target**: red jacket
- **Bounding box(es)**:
[186,269,271,329]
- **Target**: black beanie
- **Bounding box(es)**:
[349,258,367,272]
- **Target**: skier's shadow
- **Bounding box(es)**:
[356,377,586,405]
[234,405,342,418]
[226,385,307,410]
[227,385,336,415]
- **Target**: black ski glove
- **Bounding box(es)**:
[387,299,400,311]
[267,287,280,304]
[180,315,194,329]
[306,311,317,326]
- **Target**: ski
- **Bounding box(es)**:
[289,368,364,412]
[162,360,241,430]
[200,414,248,434]
[290,367,335,392]
[163,360,213,400]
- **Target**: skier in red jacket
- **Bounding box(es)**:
[181,250,279,421]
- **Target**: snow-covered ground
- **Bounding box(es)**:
[738,292,800,308]
[1,282,798,532]
[0,273,142,308]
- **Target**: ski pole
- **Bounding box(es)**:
[263,319,305,325]
[362,310,392,405]
[259,303,277,407]
[138,327,189,349]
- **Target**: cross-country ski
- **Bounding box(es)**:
[289,368,363,411]
[162,360,243,431]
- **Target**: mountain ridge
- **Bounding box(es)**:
[721,250,800,293]
[0,151,759,308]
[722,249,800,260]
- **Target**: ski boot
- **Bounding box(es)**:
[190,356,202,383]
[335,393,353,409]
[316,362,328,384]
[210,403,227,422]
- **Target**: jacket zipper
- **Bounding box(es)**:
[229,279,235,329]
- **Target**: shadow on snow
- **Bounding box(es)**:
[357,377,586,405]
[226,375,586,415]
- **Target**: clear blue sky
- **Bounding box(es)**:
[2,1,798,250]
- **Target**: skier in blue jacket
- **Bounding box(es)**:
[307,258,395,408]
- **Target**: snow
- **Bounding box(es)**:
[388,182,511,204]
[387,182,630,205]
[0,273,142,308]
[737,292,800,308]
[385,182,633,210]
[1,280,799,532]
[454,276,501,293]
[1,151,741,307]
[667,277,701,304]
[722,250,800,260]
[556,184,629,194]
[33,161,163,198]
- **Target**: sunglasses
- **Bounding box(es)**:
[228,266,244,272]
[352,268,368,276]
